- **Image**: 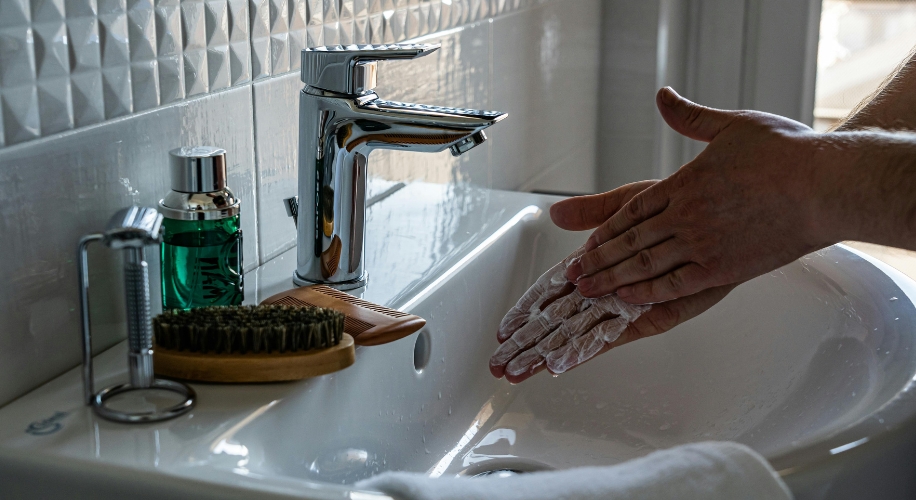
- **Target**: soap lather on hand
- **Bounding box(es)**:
[489,247,649,382]
[489,182,736,383]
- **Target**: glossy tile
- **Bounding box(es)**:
[1,0,538,149]
[370,19,491,186]
[490,0,600,192]
[252,72,301,264]
[0,85,256,406]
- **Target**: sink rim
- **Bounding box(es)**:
[764,244,916,479]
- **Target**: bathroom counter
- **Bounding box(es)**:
[0,182,560,499]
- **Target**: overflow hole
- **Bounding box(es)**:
[413,329,431,373]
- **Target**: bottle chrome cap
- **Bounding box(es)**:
[169,146,227,193]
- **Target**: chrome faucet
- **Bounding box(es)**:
[287,44,507,290]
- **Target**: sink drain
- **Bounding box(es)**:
[459,459,553,478]
[471,469,526,478]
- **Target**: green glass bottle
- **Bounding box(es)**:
[159,146,243,310]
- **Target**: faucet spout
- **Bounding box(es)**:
[335,93,507,156]
[292,45,508,290]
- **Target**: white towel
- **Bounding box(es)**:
[356,441,792,500]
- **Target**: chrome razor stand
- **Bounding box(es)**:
[78,207,195,423]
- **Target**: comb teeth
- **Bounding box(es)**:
[313,286,411,318]
[274,296,376,335]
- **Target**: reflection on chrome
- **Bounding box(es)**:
[291,44,508,290]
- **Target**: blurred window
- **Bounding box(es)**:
[814,0,916,131]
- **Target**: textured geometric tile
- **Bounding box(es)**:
[288,0,306,68]
[66,16,101,72]
[382,8,401,43]
[205,0,232,89]
[268,0,289,74]
[229,40,250,84]
[306,22,323,47]
[131,59,160,110]
[2,86,41,145]
[249,0,270,78]
[0,27,37,88]
[367,0,381,15]
[0,0,31,29]
[427,0,440,34]
[338,0,354,45]
[64,0,99,17]
[181,0,207,50]
[269,33,289,74]
[70,71,105,126]
[37,76,74,134]
[33,21,70,79]
[207,44,231,89]
[367,11,383,43]
[31,0,67,22]
[98,0,127,16]
[154,1,181,57]
[288,31,306,70]
[405,4,420,39]
[205,0,230,46]
[157,53,183,103]
[102,65,132,117]
[250,36,270,78]
[127,0,157,64]
[0,0,537,149]
[322,0,338,45]
[99,9,130,66]
[227,0,249,42]
[353,14,368,44]
[183,47,209,95]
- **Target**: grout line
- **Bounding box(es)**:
[249,81,265,269]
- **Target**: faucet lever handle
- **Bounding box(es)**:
[301,43,440,94]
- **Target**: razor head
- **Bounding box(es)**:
[103,206,163,249]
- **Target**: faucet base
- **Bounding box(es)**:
[293,271,368,291]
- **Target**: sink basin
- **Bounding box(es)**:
[2,183,916,499]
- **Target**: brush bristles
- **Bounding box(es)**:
[153,305,345,354]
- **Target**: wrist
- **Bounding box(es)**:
[803,132,860,247]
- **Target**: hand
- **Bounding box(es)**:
[490,183,736,383]
[566,87,830,304]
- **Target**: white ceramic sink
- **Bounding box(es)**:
[2,183,916,499]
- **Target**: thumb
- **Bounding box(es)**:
[656,87,736,143]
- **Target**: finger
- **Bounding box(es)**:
[616,262,719,304]
[567,215,676,282]
[544,317,630,374]
[490,291,585,377]
[496,248,584,342]
[577,238,689,298]
[549,180,658,231]
[507,294,649,381]
[656,87,737,143]
[548,283,737,376]
[582,185,669,253]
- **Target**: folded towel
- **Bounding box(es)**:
[356,441,792,500]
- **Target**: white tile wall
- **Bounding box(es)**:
[0,0,533,148]
[0,85,256,407]
[0,0,600,407]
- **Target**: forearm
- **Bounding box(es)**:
[813,131,916,250]
[834,46,916,132]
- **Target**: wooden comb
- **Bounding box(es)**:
[261,285,426,346]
